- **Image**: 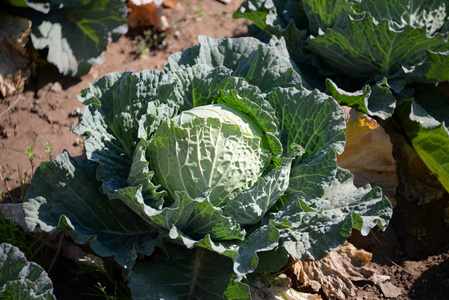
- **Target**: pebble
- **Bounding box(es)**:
[50,82,62,93]
[379,282,403,298]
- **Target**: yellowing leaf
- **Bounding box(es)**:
[337,106,398,202]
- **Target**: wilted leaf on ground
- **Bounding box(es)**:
[251,274,321,300]
[291,242,376,299]
[127,0,169,31]
[0,14,31,97]
[337,106,398,202]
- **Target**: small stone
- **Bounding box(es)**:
[69,107,82,117]
[217,0,231,4]
[73,138,82,147]
[375,274,391,283]
[379,282,402,298]
[50,82,62,93]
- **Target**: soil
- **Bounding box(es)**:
[1,1,448,299]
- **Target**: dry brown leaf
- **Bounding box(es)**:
[0,14,31,97]
[291,242,375,299]
[127,0,169,31]
[251,274,321,300]
[337,106,398,203]
[163,0,181,9]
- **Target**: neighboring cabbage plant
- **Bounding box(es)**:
[23,36,392,299]
[0,243,55,299]
[235,0,449,194]
[3,0,128,77]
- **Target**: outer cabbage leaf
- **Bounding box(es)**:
[23,152,161,269]
[397,87,449,193]
[275,168,392,260]
[326,78,397,119]
[113,189,246,242]
[234,0,307,61]
[267,86,346,199]
[223,156,294,225]
[74,70,173,196]
[0,243,55,300]
[357,0,448,36]
[165,221,282,277]
[307,14,449,82]
[29,0,127,76]
[127,248,250,300]
[166,35,306,91]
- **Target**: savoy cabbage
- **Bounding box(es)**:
[235,0,449,194]
[23,36,392,299]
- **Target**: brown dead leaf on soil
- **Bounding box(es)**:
[251,274,322,300]
[127,0,170,31]
[0,14,31,97]
[337,106,398,203]
[291,242,377,299]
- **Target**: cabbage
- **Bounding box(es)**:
[148,104,272,206]
[235,0,449,195]
[23,36,392,299]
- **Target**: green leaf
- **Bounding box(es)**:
[398,93,449,193]
[223,157,293,225]
[165,221,282,277]
[265,86,346,201]
[29,0,127,76]
[300,0,359,34]
[326,79,371,115]
[125,139,167,209]
[307,13,449,81]
[278,168,392,260]
[166,35,304,92]
[357,0,448,36]
[164,66,284,156]
[74,70,173,196]
[127,248,250,300]
[415,50,449,83]
[23,152,161,269]
[234,0,307,61]
[0,243,55,300]
[115,189,246,242]
[326,79,397,119]
[267,86,346,156]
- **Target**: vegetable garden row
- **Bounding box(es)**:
[1,0,448,299]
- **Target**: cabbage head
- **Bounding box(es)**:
[23,36,392,299]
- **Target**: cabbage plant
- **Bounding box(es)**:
[236,0,449,194]
[4,0,128,76]
[23,36,392,299]
[0,243,55,299]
